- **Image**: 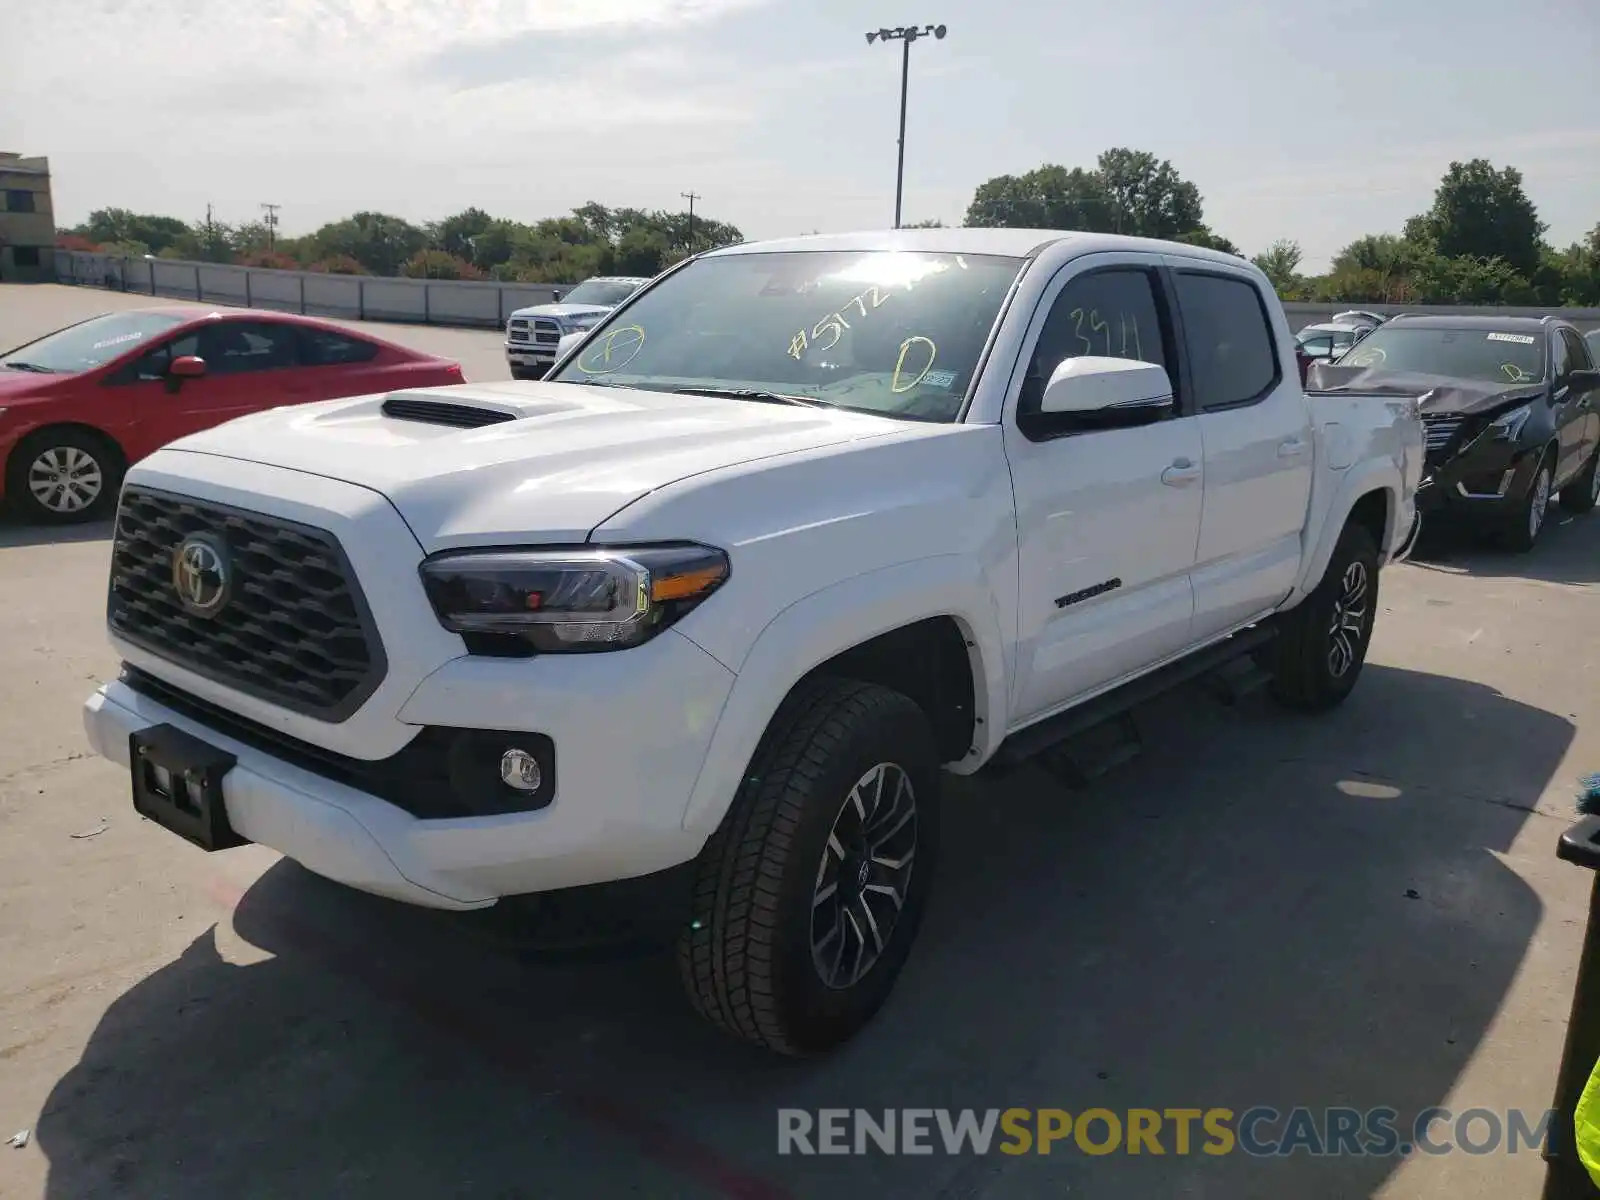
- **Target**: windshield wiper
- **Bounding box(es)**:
[670,386,827,408]
[3,361,54,373]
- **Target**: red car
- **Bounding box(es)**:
[0,307,464,523]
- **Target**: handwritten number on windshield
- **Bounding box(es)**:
[788,286,891,360]
[891,337,937,394]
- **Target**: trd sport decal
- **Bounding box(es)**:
[1055,578,1123,609]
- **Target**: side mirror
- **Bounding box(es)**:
[556,331,586,359]
[1040,356,1172,420]
[169,355,206,379]
[1568,367,1600,389]
[550,290,564,302]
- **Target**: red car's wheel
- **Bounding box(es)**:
[5,427,124,525]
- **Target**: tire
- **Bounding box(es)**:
[677,678,940,1056]
[509,365,547,381]
[1558,443,1600,515]
[5,427,123,525]
[1499,453,1554,553]
[1268,522,1380,712]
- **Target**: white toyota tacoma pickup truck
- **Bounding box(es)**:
[84,229,1424,1056]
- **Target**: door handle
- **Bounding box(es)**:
[1161,457,1201,487]
[1279,436,1308,457]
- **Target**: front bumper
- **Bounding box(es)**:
[504,340,557,367]
[83,628,735,910]
[1416,438,1543,523]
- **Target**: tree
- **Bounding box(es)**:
[1095,148,1204,240]
[964,164,1110,230]
[401,249,485,280]
[308,212,427,276]
[428,207,495,261]
[1407,159,1546,277]
[1252,239,1303,295]
[903,218,946,228]
[1410,254,1532,304]
[70,208,190,255]
[1172,227,1239,255]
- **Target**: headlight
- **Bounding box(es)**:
[419,543,729,652]
[564,315,602,331]
[1489,403,1533,441]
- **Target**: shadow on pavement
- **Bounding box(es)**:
[0,515,114,550]
[1409,508,1600,586]
[34,663,1573,1200]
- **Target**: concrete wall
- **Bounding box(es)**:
[53,250,1600,334]
[55,251,566,327]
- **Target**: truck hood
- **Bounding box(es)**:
[507,303,612,321]
[162,380,907,549]
[1305,364,1545,417]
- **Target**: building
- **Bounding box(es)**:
[0,153,55,282]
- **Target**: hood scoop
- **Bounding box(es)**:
[380,396,518,429]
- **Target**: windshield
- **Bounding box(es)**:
[1338,326,1547,386]
[561,280,640,307]
[549,250,1026,422]
[2,311,188,374]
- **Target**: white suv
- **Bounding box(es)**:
[84,229,1423,1056]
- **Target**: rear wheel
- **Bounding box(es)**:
[1268,522,1379,712]
[677,678,940,1056]
[1500,454,1554,553]
[5,428,123,525]
[1558,443,1600,515]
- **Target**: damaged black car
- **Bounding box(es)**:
[1309,314,1600,552]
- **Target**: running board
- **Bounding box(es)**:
[985,622,1279,772]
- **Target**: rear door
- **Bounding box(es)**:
[1002,253,1204,725]
[1166,261,1315,642]
[1556,327,1600,479]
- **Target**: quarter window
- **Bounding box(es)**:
[1174,273,1280,410]
[1559,328,1591,373]
[299,327,380,366]
[1019,268,1171,422]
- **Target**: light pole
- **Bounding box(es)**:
[864,23,947,229]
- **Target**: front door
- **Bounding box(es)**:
[1002,256,1203,727]
[120,321,309,460]
[1167,262,1316,641]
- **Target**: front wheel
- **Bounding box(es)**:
[677,678,940,1056]
[5,428,123,525]
[1268,522,1380,712]
[1500,456,1554,553]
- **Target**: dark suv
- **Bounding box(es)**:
[1326,314,1600,552]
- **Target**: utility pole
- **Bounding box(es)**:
[864,24,947,229]
[681,191,701,254]
[260,203,280,252]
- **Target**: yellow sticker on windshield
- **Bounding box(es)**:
[891,336,937,393]
[575,325,646,374]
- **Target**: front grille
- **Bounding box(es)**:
[121,666,554,818]
[381,397,517,428]
[108,488,386,722]
[507,318,530,343]
[1421,414,1463,452]
[533,318,562,345]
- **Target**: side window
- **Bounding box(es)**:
[1173,272,1281,410]
[197,322,301,376]
[1018,267,1171,421]
[299,327,380,366]
[1299,334,1333,357]
[1551,331,1571,383]
[109,332,201,384]
[1559,329,1591,373]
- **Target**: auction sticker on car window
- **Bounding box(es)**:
[1486,332,1536,345]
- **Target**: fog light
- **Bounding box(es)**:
[499,748,543,793]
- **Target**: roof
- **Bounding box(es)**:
[700,227,1246,266]
[580,275,651,284]
[1299,321,1367,334]
[1387,313,1562,332]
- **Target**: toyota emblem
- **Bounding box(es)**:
[171,533,232,618]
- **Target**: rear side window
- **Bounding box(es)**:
[198,321,300,375]
[299,327,381,366]
[1559,328,1591,373]
[1174,272,1280,410]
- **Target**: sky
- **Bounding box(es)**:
[5,0,1597,273]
